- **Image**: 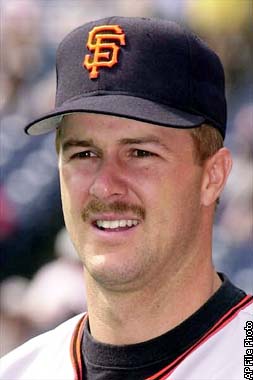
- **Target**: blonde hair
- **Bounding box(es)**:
[189,124,224,165]
[190,124,224,206]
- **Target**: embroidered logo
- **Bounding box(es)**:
[83,25,126,79]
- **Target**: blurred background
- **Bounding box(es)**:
[0,0,252,356]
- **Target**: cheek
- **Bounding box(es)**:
[59,166,91,214]
[148,164,202,218]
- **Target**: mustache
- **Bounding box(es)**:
[81,199,145,222]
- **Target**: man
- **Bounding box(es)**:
[1,16,252,380]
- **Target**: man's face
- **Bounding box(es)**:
[58,113,205,291]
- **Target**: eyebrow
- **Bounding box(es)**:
[61,138,97,152]
[118,136,170,151]
[119,137,158,144]
[61,135,170,153]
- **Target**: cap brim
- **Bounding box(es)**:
[25,95,205,135]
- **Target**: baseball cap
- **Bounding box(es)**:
[25,16,227,138]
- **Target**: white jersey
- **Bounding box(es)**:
[0,314,85,380]
[1,296,252,380]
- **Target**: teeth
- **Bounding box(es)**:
[96,220,138,229]
[119,220,127,227]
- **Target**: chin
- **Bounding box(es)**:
[84,254,146,291]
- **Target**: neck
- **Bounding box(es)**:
[84,259,221,345]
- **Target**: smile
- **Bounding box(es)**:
[95,219,139,230]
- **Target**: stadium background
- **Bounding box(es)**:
[0,0,252,356]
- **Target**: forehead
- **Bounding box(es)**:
[59,113,193,146]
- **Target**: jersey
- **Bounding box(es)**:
[1,278,252,380]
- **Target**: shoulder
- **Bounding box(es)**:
[0,313,86,380]
[171,296,253,380]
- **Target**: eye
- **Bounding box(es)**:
[132,149,156,158]
[71,150,97,159]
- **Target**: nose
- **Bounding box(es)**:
[89,160,128,201]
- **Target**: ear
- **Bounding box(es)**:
[200,148,232,207]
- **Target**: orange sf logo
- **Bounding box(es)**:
[83,25,126,79]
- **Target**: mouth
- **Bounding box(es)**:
[92,219,140,232]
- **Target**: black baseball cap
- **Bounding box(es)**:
[25,16,227,138]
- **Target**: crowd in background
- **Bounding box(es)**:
[0,0,252,356]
